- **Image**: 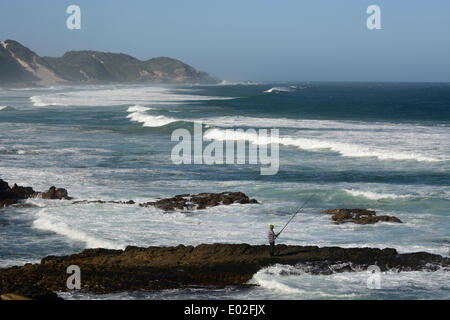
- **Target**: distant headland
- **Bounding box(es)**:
[0,40,218,87]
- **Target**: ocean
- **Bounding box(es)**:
[0,82,449,299]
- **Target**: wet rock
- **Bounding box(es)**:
[72,200,135,205]
[0,179,36,201]
[323,208,402,224]
[323,208,376,216]
[0,293,32,300]
[0,179,36,208]
[0,199,18,208]
[1,178,71,209]
[41,186,70,200]
[139,191,259,211]
[0,179,10,194]
[0,244,447,295]
[10,184,36,199]
[0,285,61,300]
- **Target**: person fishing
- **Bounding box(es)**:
[268,193,315,257]
[268,224,279,256]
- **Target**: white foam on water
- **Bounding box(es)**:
[343,189,412,200]
[0,106,7,110]
[264,87,295,93]
[22,190,446,256]
[60,264,450,299]
[199,116,444,131]
[198,116,450,162]
[126,106,178,127]
[32,208,123,249]
[0,258,41,268]
[218,80,260,85]
[248,264,306,294]
[203,128,444,162]
[30,96,70,107]
[126,105,154,112]
[248,264,450,299]
[30,86,233,107]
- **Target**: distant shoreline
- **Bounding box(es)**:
[0,39,218,87]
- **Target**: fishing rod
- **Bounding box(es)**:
[277,193,316,237]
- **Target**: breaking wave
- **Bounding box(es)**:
[343,189,412,200]
[264,86,306,93]
[126,105,155,113]
[264,87,294,93]
[0,106,16,111]
[248,264,450,299]
[203,128,444,162]
[126,104,178,127]
[32,209,123,249]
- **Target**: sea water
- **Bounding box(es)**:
[0,82,449,299]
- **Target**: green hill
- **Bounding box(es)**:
[0,40,218,86]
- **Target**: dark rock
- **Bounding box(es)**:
[0,179,14,201]
[0,179,37,208]
[41,186,70,200]
[324,208,402,224]
[0,244,447,295]
[0,179,11,196]
[140,192,259,211]
[11,184,36,199]
[323,208,376,216]
[0,199,18,208]
[73,200,135,205]
[222,197,233,205]
[331,212,353,223]
[0,285,61,300]
[1,178,72,209]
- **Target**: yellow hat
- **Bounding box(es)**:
[270,224,274,229]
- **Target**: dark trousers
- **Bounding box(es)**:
[269,242,275,256]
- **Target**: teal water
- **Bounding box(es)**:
[0,82,449,299]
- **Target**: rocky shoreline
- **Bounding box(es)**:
[1,243,448,300]
[1,178,436,300]
[0,179,69,208]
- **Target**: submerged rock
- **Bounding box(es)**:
[323,208,402,224]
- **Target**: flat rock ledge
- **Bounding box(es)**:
[1,243,448,299]
[323,209,402,224]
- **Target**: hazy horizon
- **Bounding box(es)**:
[1,0,449,82]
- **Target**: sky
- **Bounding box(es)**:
[0,0,449,82]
